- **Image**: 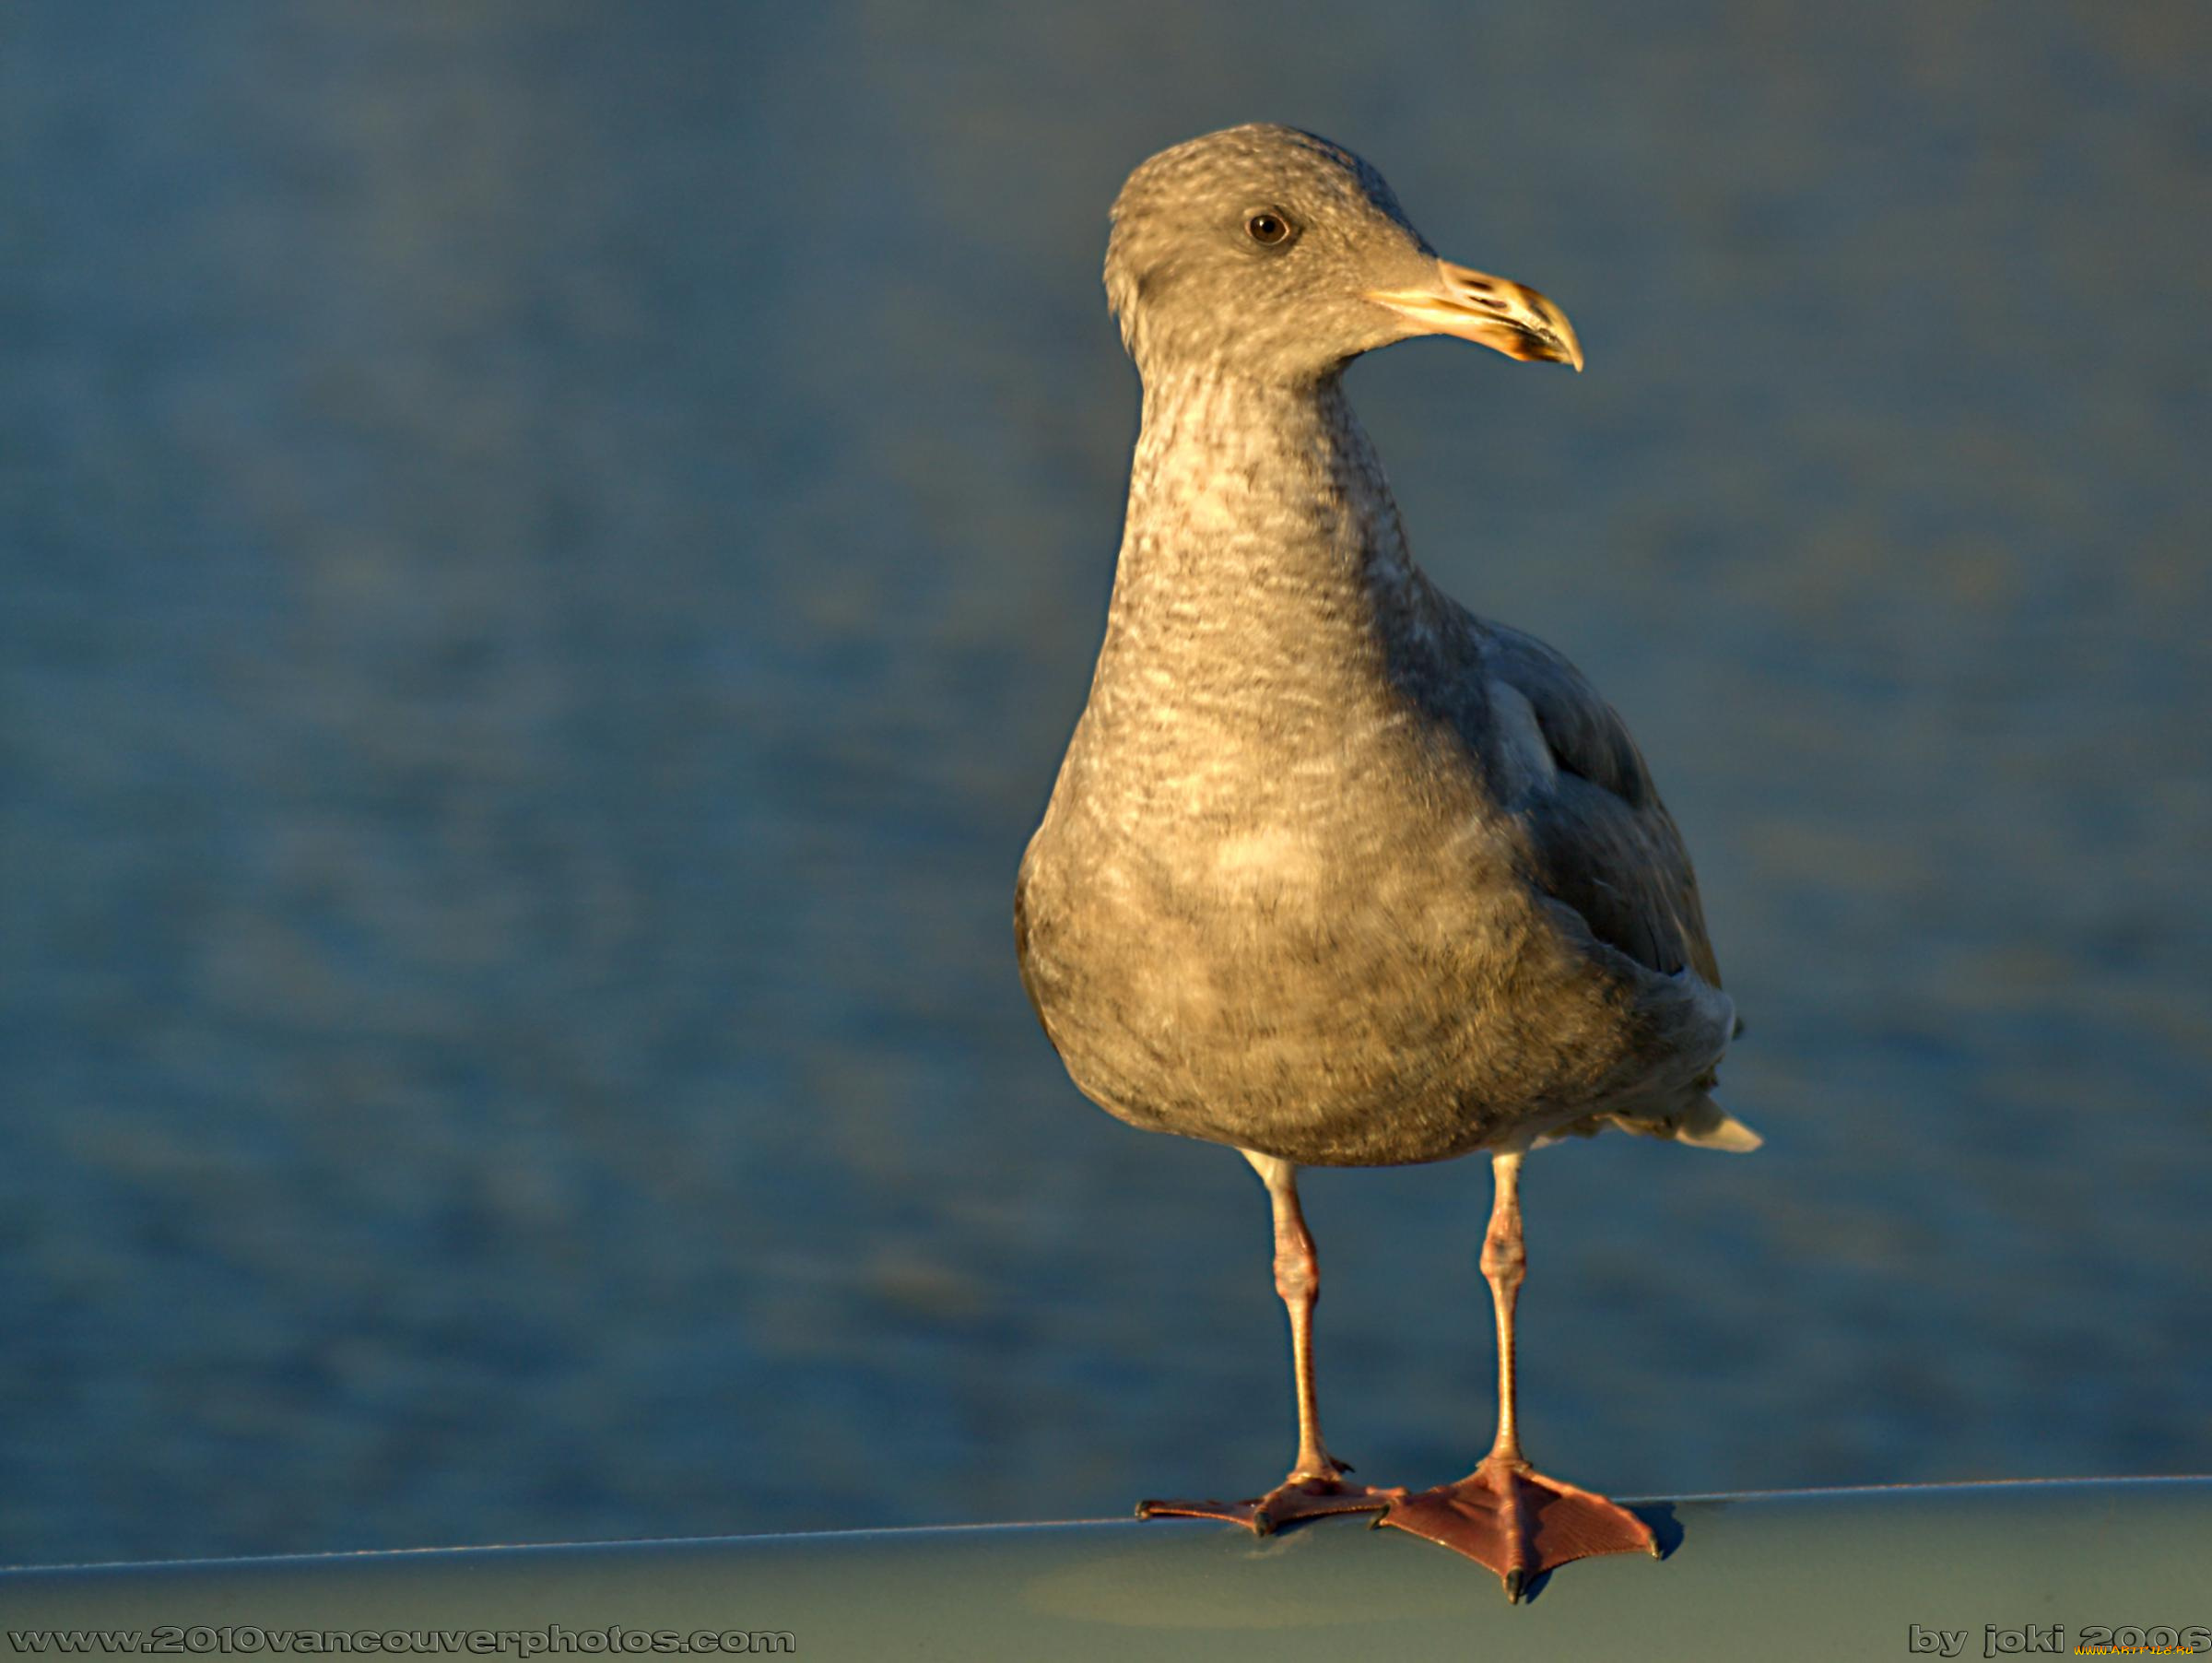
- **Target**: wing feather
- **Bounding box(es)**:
[1477,624,1724,990]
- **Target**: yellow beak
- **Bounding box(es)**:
[1365,260,1584,372]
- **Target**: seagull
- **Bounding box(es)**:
[1015,124,1759,1600]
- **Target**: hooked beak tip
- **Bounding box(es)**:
[1367,259,1584,373]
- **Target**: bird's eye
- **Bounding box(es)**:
[1245,211,1294,246]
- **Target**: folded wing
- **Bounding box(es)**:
[1477,623,1724,991]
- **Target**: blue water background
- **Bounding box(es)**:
[2,2,2206,1564]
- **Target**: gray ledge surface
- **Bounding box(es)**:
[4,1479,2207,1661]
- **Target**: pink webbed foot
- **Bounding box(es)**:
[1139,1461,1391,1535]
[1378,1454,1658,1600]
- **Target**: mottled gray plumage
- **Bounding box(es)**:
[1018,124,1755,1169]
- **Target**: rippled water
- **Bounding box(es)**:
[3,1,2206,1567]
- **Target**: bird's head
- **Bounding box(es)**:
[1104,124,1582,385]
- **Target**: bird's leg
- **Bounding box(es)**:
[1483,1147,1531,1467]
[1261,1150,1342,1483]
[1137,1151,1391,1532]
[1378,1150,1657,1598]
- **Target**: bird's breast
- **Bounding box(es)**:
[1017,736,1567,1163]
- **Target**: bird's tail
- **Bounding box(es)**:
[1646,1091,1762,1152]
[1536,1092,1762,1152]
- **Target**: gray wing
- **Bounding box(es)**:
[1473,622,1724,991]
